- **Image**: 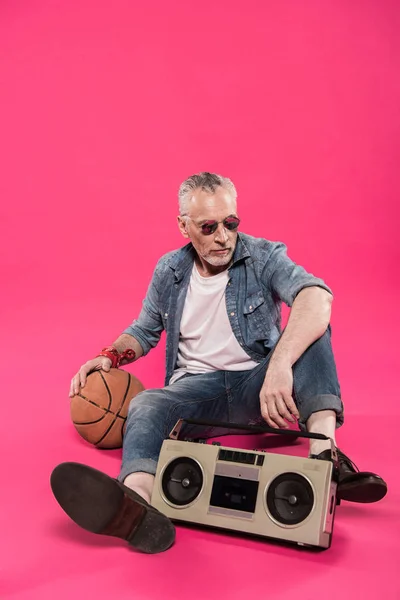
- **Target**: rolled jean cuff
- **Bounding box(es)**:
[298,394,344,431]
[118,458,158,483]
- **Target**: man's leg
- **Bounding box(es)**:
[230,327,343,437]
[229,327,386,503]
[120,371,230,501]
[307,410,337,456]
[51,371,231,552]
[124,472,154,504]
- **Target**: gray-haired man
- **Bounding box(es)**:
[51,172,387,553]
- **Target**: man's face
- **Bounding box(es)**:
[177,186,239,270]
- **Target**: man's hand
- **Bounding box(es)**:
[259,361,300,429]
[69,356,112,397]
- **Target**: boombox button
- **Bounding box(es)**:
[219,449,236,461]
[256,454,265,466]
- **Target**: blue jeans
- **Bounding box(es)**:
[119,328,343,481]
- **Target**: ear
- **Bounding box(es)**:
[177,215,190,239]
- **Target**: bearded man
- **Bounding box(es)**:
[51,172,387,554]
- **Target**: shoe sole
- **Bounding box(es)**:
[338,475,387,503]
[50,462,175,553]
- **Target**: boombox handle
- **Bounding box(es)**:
[169,418,338,464]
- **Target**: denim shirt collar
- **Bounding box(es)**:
[169,233,251,281]
[231,233,251,265]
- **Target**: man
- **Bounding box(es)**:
[51,172,387,554]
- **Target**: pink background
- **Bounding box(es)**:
[1,1,399,598]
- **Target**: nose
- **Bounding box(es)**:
[214,222,228,243]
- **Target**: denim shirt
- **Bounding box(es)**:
[123,233,332,386]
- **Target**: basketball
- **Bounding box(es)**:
[70,368,145,449]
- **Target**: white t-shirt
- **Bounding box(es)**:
[170,264,259,384]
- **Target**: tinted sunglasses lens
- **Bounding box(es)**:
[224,217,240,230]
[201,221,218,235]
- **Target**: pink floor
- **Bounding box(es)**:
[2,306,399,599]
[1,1,400,598]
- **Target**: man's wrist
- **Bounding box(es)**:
[268,348,293,369]
[97,346,136,368]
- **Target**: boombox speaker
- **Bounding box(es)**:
[151,419,339,549]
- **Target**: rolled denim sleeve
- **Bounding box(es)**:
[122,264,164,356]
[264,242,333,307]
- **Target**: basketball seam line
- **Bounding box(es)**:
[74,393,127,419]
[95,371,132,445]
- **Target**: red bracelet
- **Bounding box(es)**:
[118,348,136,366]
[97,346,136,368]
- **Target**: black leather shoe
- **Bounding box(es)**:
[311,448,387,503]
[50,462,176,553]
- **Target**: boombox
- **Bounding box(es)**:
[151,419,339,549]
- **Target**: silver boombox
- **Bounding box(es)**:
[151,419,339,549]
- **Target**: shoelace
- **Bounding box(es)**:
[337,448,360,472]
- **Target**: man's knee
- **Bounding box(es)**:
[127,388,166,416]
[307,325,333,354]
[293,326,338,387]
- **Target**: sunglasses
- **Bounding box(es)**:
[195,216,241,236]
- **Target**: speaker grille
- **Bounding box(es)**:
[162,457,203,506]
[266,472,314,525]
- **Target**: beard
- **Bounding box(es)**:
[201,248,233,267]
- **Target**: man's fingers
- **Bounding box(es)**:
[266,396,288,428]
[268,411,288,428]
[70,375,80,397]
[70,358,104,398]
[260,402,279,429]
[281,390,300,420]
[263,414,280,429]
[80,368,87,389]
[276,397,295,423]
[101,359,110,372]
[261,393,287,428]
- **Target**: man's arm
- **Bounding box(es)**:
[269,286,332,368]
[101,257,167,366]
[260,286,333,428]
[70,259,165,397]
[112,334,144,364]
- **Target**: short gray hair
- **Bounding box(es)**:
[178,172,237,215]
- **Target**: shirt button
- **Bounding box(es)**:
[165,313,168,317]
[249,305,253,310]
[230,312,235,316]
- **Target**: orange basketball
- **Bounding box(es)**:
[70,368,145,449]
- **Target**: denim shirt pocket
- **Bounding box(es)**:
[243,290,270,340]
[243,290,265,313]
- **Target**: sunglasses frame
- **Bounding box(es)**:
[184,215,241,236]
